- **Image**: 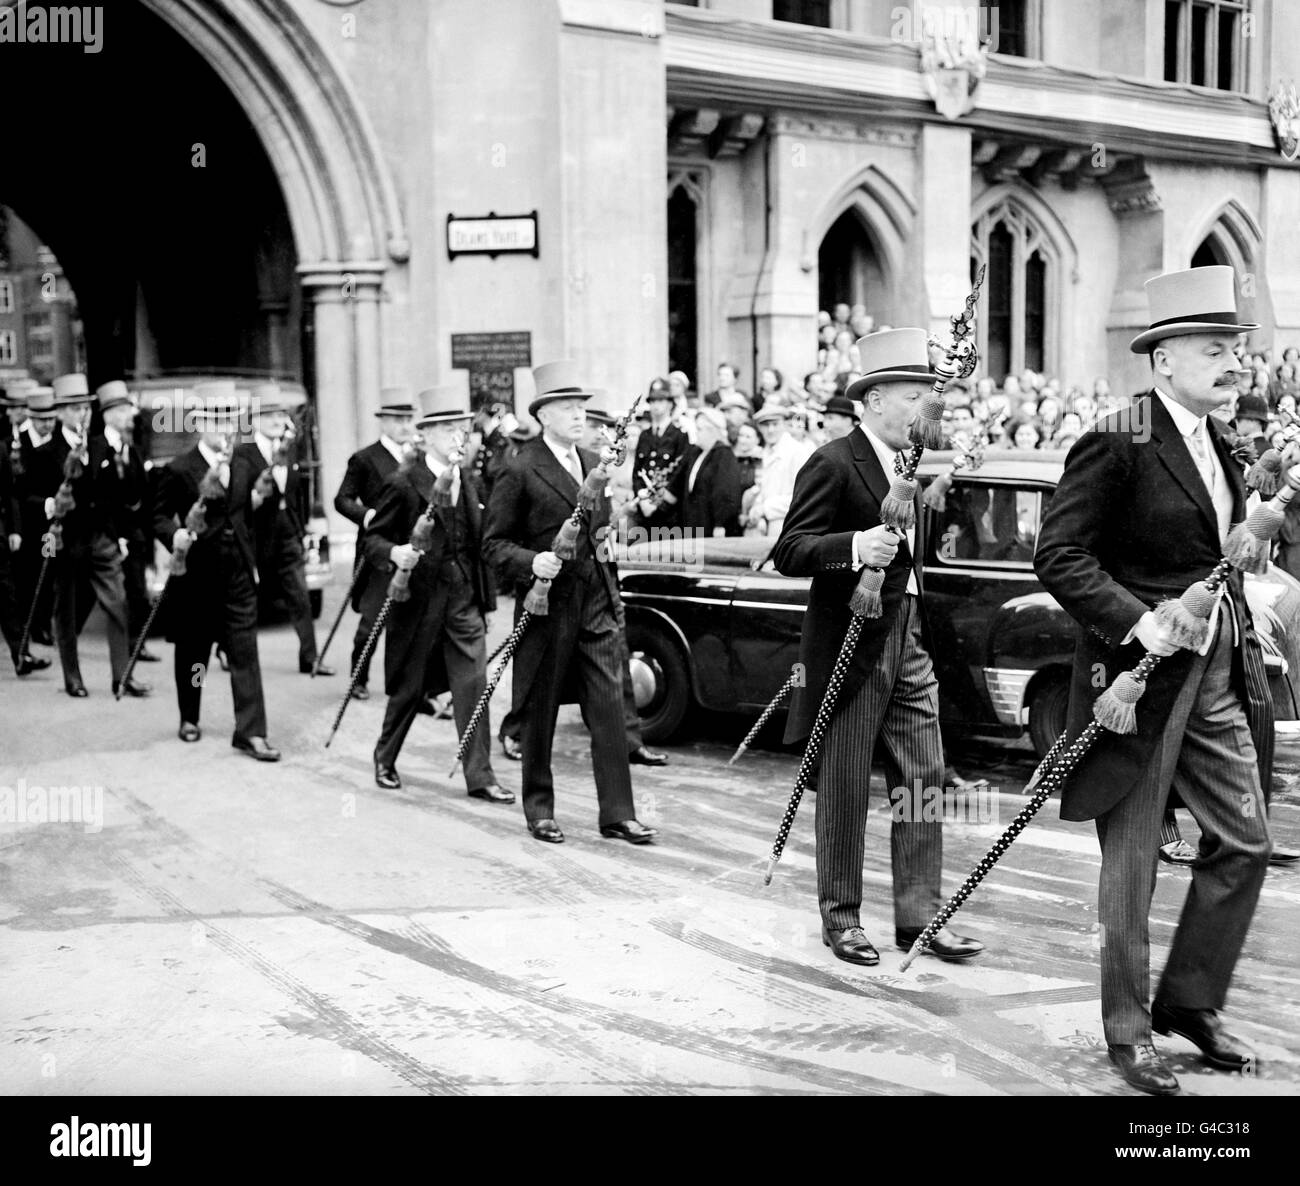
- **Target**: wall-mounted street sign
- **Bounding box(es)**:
[451,331,532,411]
[446,211,539,259]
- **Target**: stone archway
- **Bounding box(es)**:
[137,0,408,514]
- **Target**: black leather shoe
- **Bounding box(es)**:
[178,722,201,743]
[1108,1043,1180,1096]
[375,763,401,790]
[528,819,564,844]
[600,819,657,844]
[895,926,985,962]
[415,696,436,716]
[629,745,668,766]
[1159,839,1198,865]
[468,784,515,804]
[303,662,335,676]
[233,736,281,763]
[64,678,88,698]
[501,735,522,761]
[112,676,152,698]
[14,653,50,676]
[350,684,370,701]
[137,646,161,663]
[1269,845,1300,866]
[822,926,879,966]
[1152,1002,1256,1072]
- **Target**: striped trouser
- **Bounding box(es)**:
[815,595,944,933]
[1094,605,1272,1044]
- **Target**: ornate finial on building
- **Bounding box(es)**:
[1268,82,1300,162]
[919,6,989,121]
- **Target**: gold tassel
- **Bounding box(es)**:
[910,392,947,450]
[1224,502,1285,574]
[524,578,552,616]
[849,567,885,618]
[1246,449,1283,496]
[922,471,953,512]
[389,570,413,603]
[577,468,610,514]
[1153,598,1208,651]
[880,476,918,532]
[553,516,583,561]
[409,514,436,552]
[1092,670,1146,734]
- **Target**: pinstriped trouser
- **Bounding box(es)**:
[816,596,944,933]
[1094,605,1272,1044]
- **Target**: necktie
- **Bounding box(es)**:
[562,449,580,482]
[1188,424,1214,492]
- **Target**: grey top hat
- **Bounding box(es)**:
[528,360,599,419]
[415,385,473,428]
[845,329,936,403]
[1129,266,1258,355]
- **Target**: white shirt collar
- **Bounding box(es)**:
[379,434,406,463]
[61,425,82,449]
[254,431,276,463]
[543,434,580,472]
[425,450,448,478]
[104,425,123,450]
[858,422,900,473]
[1154,389,1207,439]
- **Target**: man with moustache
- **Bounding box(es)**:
[1036,267,1275,1095]
[366,388,509,801]
[231,384,331,676]
[334,391,418,700]
[484,362,658,844]
[24,374,143,698]
[153,382,279,760]
[772,330,984,969]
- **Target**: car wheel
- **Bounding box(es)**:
[626,627,690,744]
[310,590,323,620]
[1028,676,1069,758]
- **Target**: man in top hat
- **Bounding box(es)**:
[631,378,688,533]
[365,387,510,802]
[334,390,419,699]
[483,361,657,844]
[821,395,859,442]
[771,329,985,970]
[746,405,804,537]
[96,380,159,665]
[23,374,144,698]
[1036,266,1276,1095]
[153,381,279,759]
[230,383,331,676]
[9,382,57,646]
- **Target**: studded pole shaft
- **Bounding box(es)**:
[313,561,368,677]
[324,594,395,748]
[763,614,866,885]
[116,581,172,700]
[729,669,798,766]
[450,612,533,776]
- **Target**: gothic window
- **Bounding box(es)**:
[972,197,1064,381]
[668,174,704,384]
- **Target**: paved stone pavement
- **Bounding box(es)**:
[2,584,1298,1096]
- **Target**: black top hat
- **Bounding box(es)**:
[823,395,859,422]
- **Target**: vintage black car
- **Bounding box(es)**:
[616,450,1300,756]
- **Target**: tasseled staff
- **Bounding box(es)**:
[325,443,463,747]
[450,396,642,776]
[899,459,1300,970]
[763,269,986,885]
[116,447,229,699]
[729,667,800,765]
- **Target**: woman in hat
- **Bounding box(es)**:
[681,407,743,538]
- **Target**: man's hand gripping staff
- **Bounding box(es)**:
[450,394,642,776]
[763,268,985,886]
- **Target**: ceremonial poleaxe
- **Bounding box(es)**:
[763,267,986,886]
[898,458,1300,970]
[729,668,800,766]
[450,395,642,776]
[325,443,465,747]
